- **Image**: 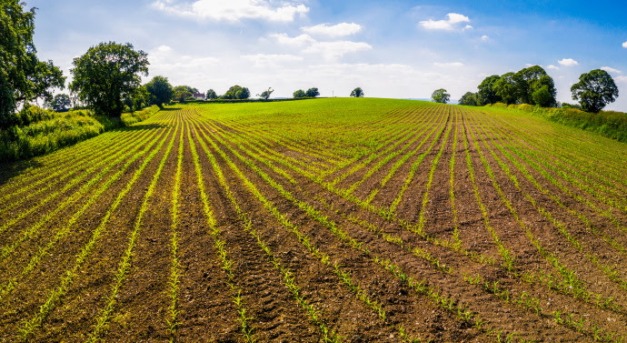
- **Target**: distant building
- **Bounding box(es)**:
[192,92,205,101]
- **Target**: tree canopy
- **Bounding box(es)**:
[477,75,502,106]
[223,85,250,100]
[206,89,217,100]
[431,89,450,104]
[258,87,274,100]
[145,76,173,109]
[306,88,320,97]
[459,92,478,106]
[515,65,557,107]
[293,89,306,98]
[70,42,149,117]
[571,69,619,113]
[47,93,71,112]
[350,87,364,98]
[1,0,65,127]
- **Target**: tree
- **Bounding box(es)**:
[571,69,619,113]
[48,93,71,112]
[459,92,478,106]
[515,65,556,107]
[124,85,149,112]
[477,75,501,105]
[206,89,218,100]
[224,85,250,100]
[70,42,149,117]
[350,87,364,97]
[431,88,450,104]
[1,1,66,127]
[293,89,306,98]
[306,87,320,97]
[258,87,274,100]
[493,72,518,105]
[173,85,193,103]
[145,76,173,109]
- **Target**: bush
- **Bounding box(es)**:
[0,108,105,162]
[488,103,627,142]
[120,105,160,126]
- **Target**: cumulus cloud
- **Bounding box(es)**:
[148,45,219,84]
[558,58,579,67]
[623,41,627,48]
[151,0,309,22]
[547,64,559,70]
[601,66,622,74]
[270,33,371,61]
[434,62,464,68]
[302,22,362,37]
[243,54,303,67]
[480,35,490,42]
[269,33,316,47]
[419,13,471,31]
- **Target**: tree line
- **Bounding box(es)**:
[454,65,619,113]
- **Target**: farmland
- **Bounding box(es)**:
[0,98,625,342]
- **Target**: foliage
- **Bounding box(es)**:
[120,105,160,126]
[459,92,479,106]
[0,107,104,162]
[477,75,502,105]
[145,76,173,109]
[488,103,627,142]
[46,94,72,112]
[571,69,619,113]
[223,85,250,100]
[515,65,557,107]
[257,87,274,100]
[124,85,149,112]
[206,89,218,100]
[70,41,149,117]
[431,89,450,104]
[350,87,364,97]
[306,87,320,97]
[493,72,518,105]
[0,1,65,128]
[293,89,306,98]
[172,85,194,103]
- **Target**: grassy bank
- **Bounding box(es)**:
[0,105,160,162]
[483,103,627,143]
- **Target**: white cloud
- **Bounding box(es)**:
[558,58,579,67]
[616,75,627,84]
[302,23,362,38]
[547,64,559,70]
[304,41,372,61]
[270,33,372,61]
[480,35,490,42]
[148,45,219,84]
[243,54,303,67]
[151,0,309,22]
[623,41,627,48]
[269,33,316,47]
[601,66,622,74]
[434,62,464,68]
[419,13,471,31]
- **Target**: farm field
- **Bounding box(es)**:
[0,98,625,342]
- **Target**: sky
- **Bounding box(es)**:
[23,0,627,111]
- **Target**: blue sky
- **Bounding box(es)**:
[24,0,627,110]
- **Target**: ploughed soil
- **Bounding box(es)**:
[0,104,625,342]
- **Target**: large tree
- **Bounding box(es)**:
[293,89,306,98]
[515,65,556,107]
[571,69,619,113]
[306,87,320,97]
[224,85,250,100]
[173,85,194,103]
[70,42,149,117]
[1,1,65,127]
[459,92,478,106]
[477,75,501,105]
[206,89,218,100]
[47,93,71,112]
[145,75,173,109]
[494,72,518,105]
[258,87,274,100]
[431,88,450,104]
[350,87,364,98]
